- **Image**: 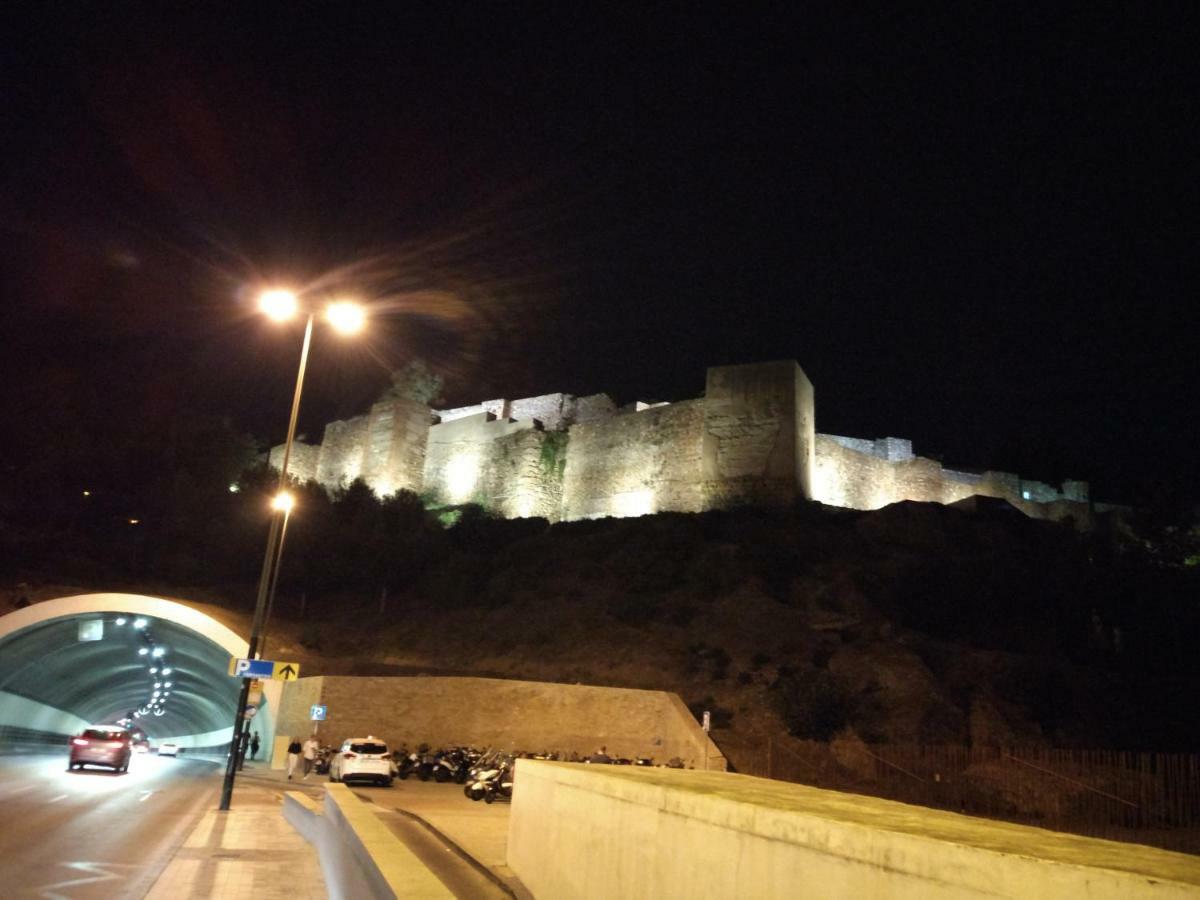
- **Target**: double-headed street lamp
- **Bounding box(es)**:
[219,289,366,810]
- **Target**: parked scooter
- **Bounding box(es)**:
[464,751,514,803]
[314,745,335,775]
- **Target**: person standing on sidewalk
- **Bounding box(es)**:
[287,737,302,780]
[302,733,320,778]
[250,732,260,760]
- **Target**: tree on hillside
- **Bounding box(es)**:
[382,360,443,406]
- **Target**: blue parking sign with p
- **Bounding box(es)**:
[310,704,327,721]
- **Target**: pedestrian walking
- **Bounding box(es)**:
[287,737,302,780]
[250,733,260,761]
[302,734,320,778]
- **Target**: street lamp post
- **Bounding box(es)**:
[219,291,363,810]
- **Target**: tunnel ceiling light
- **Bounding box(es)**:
[149,667,158,674]
[163,682,172,687]
[133,618,148,629]
[115,617,126,626]
[154,682,162,688]
[152,647,165,657]
[161,667,172,675]
[138,648,149,656]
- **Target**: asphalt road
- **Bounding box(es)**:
[0,751,221,899]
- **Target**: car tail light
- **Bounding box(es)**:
[72,738,89,746]
[343,752,357,759]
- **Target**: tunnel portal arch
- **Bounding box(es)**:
[0,593,277,751]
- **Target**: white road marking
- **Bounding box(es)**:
[47,793,68,803]
[38,861,140,900]
[138,790,154,802]
[0,782,35,799]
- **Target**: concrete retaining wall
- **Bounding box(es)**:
[507,762,1200,900]
[276,675,724,769]
[284,786,452,899]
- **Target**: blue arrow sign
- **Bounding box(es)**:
[228,657,275,679]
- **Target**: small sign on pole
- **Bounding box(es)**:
[228,658,301,681]
[702,710,711,733]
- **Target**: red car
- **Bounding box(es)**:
[69,727,132,772]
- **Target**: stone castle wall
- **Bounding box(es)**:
[701,360,814,509]
[562,399,708,520]
[812,434,1089,524]
[270,360,1091,524]
[272,396,429,496]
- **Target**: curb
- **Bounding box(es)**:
[353,790,517,898]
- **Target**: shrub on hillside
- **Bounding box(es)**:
[773,668,855,741]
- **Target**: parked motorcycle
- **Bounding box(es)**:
[464,751,514,803]
[314,745,335,775]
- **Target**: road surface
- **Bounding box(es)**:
[0,751,220,899]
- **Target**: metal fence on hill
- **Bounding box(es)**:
[731,740,1200,855]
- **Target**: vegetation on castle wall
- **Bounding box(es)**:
[539,430,569,480]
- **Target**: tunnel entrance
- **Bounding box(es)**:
[0,594,268,752]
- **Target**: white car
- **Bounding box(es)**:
[329,736,393,786]
[158,742,179,757]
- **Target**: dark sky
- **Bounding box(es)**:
[2,6,1196,507]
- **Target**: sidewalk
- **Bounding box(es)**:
[236,763,529,898]
[145,764,325,899]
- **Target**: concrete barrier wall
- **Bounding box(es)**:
[276,675,724,769]
[507,761,1200,900]
[0,690,90,736]
[284,786,453,900]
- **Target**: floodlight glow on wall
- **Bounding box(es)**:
[611,489,656,519]
[445,454,481,504]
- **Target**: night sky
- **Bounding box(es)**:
[2,7,1196,507]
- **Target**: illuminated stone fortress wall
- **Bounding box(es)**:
[270,360,1090,524]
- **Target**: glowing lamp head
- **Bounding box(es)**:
[325,300,366,335]
[271,491,295,514]
[259,288,299,322]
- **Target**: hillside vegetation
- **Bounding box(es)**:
[5,465,1198,763]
